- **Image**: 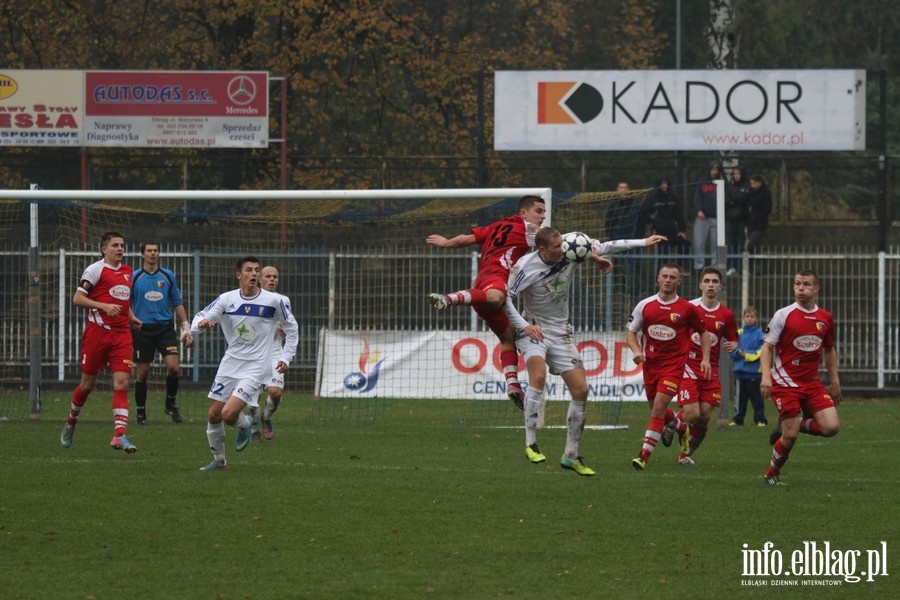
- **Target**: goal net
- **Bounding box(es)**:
[0,186,653,427]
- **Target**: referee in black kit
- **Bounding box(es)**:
[131,242,193,424]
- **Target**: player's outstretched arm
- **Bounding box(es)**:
[644,234,667,247]
[426,233,476,248]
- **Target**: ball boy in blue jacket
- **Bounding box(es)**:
[729,306,768,426]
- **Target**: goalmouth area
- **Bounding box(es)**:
[1,187,899,426]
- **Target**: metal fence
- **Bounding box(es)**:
[0,244,898,394]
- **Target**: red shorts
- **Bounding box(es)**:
[473,269,509,296]
[472,269,510,337]
[80,324,133,375]
[677,377,722,407]
[770,383,835,420]
[642,363,683,403]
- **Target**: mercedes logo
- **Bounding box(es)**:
[227,76,257,106]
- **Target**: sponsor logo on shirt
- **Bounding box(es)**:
[793,335,823,352]
[109,284,131,300]
[692,330,719,346]
[647,324,676,341]
[144,291,164,301]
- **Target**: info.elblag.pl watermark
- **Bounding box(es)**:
[741,541,889,586]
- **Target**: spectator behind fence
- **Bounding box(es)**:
[605,181,640,239]
[605,181,641,295]
[692,160,721,272]
[746,174,773,274]
[637,177,691,275]
[725,165,750,276]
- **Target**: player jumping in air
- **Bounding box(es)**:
[425,195,547,409]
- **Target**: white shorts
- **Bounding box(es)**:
[207,375,265,407]
[268,359,285,390]
[515,328,584,376]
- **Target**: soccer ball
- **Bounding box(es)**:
[562,231,592,263]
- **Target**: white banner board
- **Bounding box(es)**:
[0,70,84,146]
[0,70,268,147]
[317,330,648,401]
[495,69,866,151]
[84,71,268,148]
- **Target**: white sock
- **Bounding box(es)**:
[263,396,279,420]
[233,412,252,430]
[524,388,542,447]
[564,401,586,458]
[249,405,260,421]
[206,421,226,462]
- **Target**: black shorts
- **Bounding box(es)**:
[132,323,179,363]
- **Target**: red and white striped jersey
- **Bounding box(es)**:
[627,294,706,374]
[685,298,738,379]
[765,302,835,387]
[76,259,133,330]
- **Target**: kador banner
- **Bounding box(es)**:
[494,69,865,151]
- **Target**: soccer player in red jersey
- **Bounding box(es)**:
[627,263,711,470]
[761,269,842,485]
[671,267,739,465]
[60,231,139,453]
[426,195,547,409]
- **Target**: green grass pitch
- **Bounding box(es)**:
[1,393,898,598]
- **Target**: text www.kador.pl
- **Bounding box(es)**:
[703,132,805,147]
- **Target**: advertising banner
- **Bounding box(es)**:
[495,69,866,151]
[0,70,84,146]
[84,71,268,148]
[317,330,647,401]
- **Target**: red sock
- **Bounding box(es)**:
[500,349,520,389]
[640,416,666,462]
[664,407,676,426]
[67,385,89,425]
[447,289,488,306]
[112,389,129,436]
[765,438,791,477]
[676,410,689,436]
[800,418,822,436]
[688,423,708,454]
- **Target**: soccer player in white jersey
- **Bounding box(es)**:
[191,256,299,471]
[505,227,665,475]
[248,265,292,442]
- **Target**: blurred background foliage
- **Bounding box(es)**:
[0,0,897,214]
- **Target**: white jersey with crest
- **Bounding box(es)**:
[191,287,299,385]
[508,251,576,333]
[507,236,648,333]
